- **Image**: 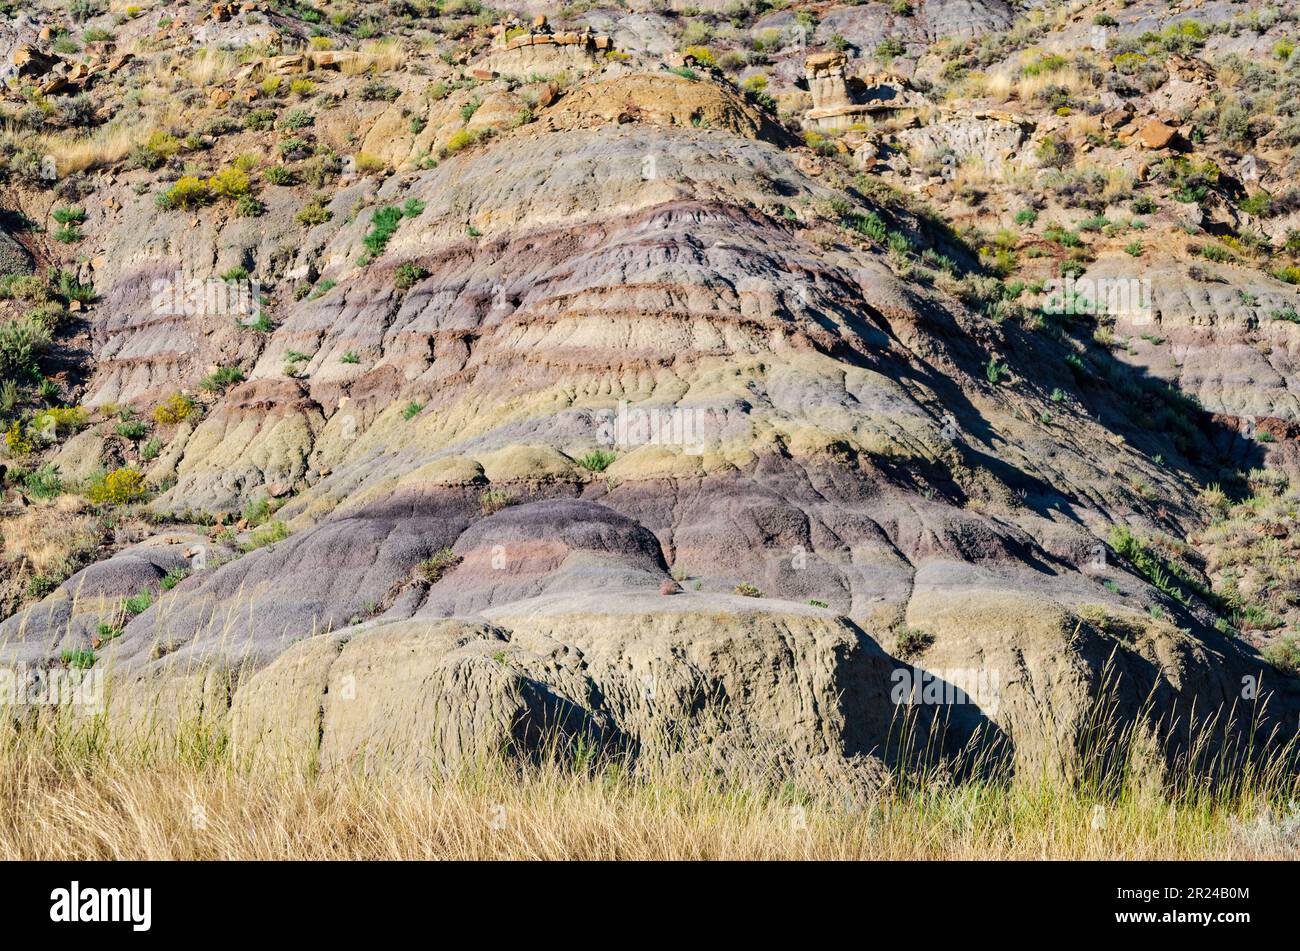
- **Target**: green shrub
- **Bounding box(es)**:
[1263,636,1300,675]
[393,263,430,290]
[200,365,245,391]
[576,449,616,472]
[123,590,152,615]
[895,627,935,658]
[0,317,51,378]
[60,649,96,669]
[52,206,86,225]
[22,464,62,499]
[296,198,332,227]
[479,488,513,514]
[875,37,905,60]
[248,520,289,548]
[362,206,405,258]
[280,108,315,129]
[244,109,277,131]
[264,165,294,186]
[54,270,95,304]
[360,80,400,102]
[418,547,462,583]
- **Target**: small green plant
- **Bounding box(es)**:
[875,37,905,60]
[985,357,1007,384]
[394,263,430,290]
[160,567,191,590]
[401,401,423,420]
[22,464,63,499]
[27,573,60,599]
[264,165,294,186]
[1263,636,1300,675]
[241,310,275,332]
[362,206,405,259]
[360,80,401,102]
[418,547,463,583]
[247,521,289,548]
[60,649,96,669]
[123,590,152,615]
[280,108,315,130]
[340,350,360,364]
[895,628,935,659]
[296,198,332,227]
[116,420,149,440]
[576,448,616,472]
[733,582,762,598]
[479,488,514,515]
[307,279,336,300]
[200,365,245,391]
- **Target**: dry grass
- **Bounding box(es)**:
[185,47,244,86]
[1015,67,1093,104]
[342,38,406,75]
[38,124,140,175]
[2,498,101,575]
[0,693,1296,860]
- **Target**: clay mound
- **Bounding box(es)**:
[0,538,201,665]
[108,498,479,669]
[540,71,792,144]
[414,498,670,617]
[228,595,917,776]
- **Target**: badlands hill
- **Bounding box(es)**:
[0,0,1298,779]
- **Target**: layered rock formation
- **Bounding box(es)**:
[1,0,1297,786]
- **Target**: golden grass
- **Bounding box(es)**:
[39,124,139,176]
[185,47,244,86]
[2,498,100,575]
[0,688,1295,860]
[1015,67,1093,104]
[330,38,409,76]
[983,71,1015,102]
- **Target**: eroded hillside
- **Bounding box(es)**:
[0,0,1298,779]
